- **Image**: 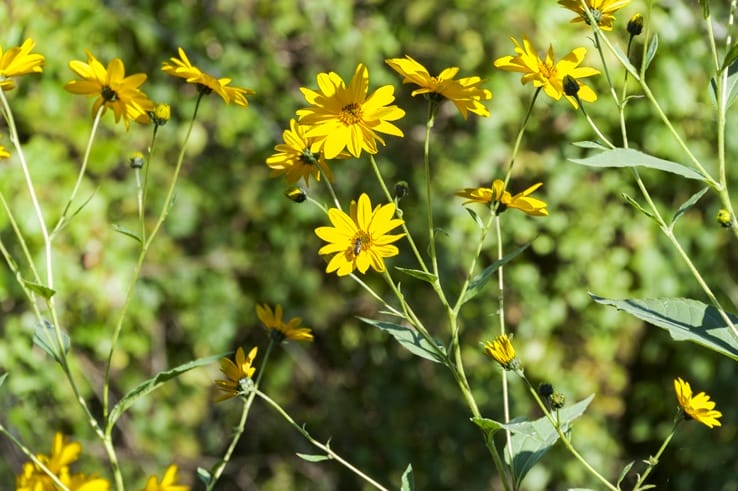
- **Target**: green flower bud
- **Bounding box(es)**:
[627,13,644,36]
[717,209,732,228]
[394,180,409,201]
[551,391,566,409]
[129,151,145,169]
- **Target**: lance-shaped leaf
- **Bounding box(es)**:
[590,295,738,361]
[461,242,531,305]
[33,320,70,363]
[400,464,415,491]
[297,453,331,462]
[357,317,446,363]
[395,267,437,284]
[569,148,705,181]
[669,187,709,229]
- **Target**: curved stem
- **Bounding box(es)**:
[423,101,440,279]
[632,421,679,491]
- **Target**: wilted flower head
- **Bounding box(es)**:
[214,346,258,402]
[256,304,314,343]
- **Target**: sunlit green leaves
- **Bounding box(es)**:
[569,148,705,181]
[33,320,70,363]
[357,317,446,363]
[400,464,415,491]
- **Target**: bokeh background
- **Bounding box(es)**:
[1,0,737,490]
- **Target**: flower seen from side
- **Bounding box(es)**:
[315,193,405,276]
[493,36,599,109]
[162,47,254,107]
[297,63,405,159]
[0,143,9,160]
[483,334,520,370]
[214,346,258,402]
[266,119,334,186]
[0,38,45,91]
[673,377,722,428]
[64,50,154,128]
[256,304,314,343]
[385,55,492,118]
[455,179,548,216]
[138,464,189,491]
[558,0,632,31]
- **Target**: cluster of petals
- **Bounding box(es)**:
[558,0,632,31]
[256,303,314,342]
[673,377,722,428]
[266,118,335,186]
[214,346,258,402]
[139,464,189,491]
[0,38,45,91]
[483,334,519,370]
[385,55,492,119]
[455,179,548,216]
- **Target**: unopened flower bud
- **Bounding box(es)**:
[551,391,566,409]
[563,75,580,98]
[285,186,306,203]
[627,13,644,36]
[150,103,171,126]
[129,151,145,169]
[394,181,409,201]
[538,383,554,398]
[717,209,732,228]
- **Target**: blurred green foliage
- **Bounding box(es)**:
[1,0,737,490]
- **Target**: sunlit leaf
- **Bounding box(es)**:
[395,267,437,284]
[461,242,531,305]
[572,141,608,150]
[669,187,709,229]
[644,34,659,71]
[569,148,705,181]
[617,461,635,488]
[297,453,332,462]
[357,317,446,363]
[400,464,415,491]
[24,281,56,300]
[112,224,142,244]
[0,372,7,387]
[33,320,70,363]
[196,467,212,486]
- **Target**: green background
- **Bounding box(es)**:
[1,0,737,490]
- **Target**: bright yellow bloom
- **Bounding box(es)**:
[0,38,45,90]
[256,304,314,342]
[483,334,519,370]
[138,465,189,491]
[297,64,405,159]
[673,377,722,428]
[65,50,154,128]
[162,47,254,107]
[0,143,9,160]
[494,36,599,109]
[385,55,492,119]
[214,346,258,402]
[315,193,405,276]
[455,179,548,216]
[266,119,334,186]
[558,0,632,31]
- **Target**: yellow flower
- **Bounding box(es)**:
[214,346,258,402]
[455,179,548,216]
[673,377,722,428]
[65,50,154,128]
[266,119,334,186]
[315,193,405,276]
[297,63,405,159]
[66,473,111,491]
[138,465,189,491]
[162,47,254,107]
[385,55,492,118]
[558,0,632,31]
[0,143,9,160]
[483,334,519,370]
[493,36,600,109]
[0,38,45,91]
[256,304,314,342]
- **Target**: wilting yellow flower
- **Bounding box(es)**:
[483,334,519,370]
[0,38,45,91]
[266,119,334,186]
[162,47,254,107]
[385,55,492,118]
[558,0,632,31]
[297,63,405,159]
[65,50,154,128]
[214,346,258,402]
[256,304,314,342]
[494,36,599,109]
[138,464,189,491]
[673,377,722,428]
[315,193,405,276]
[455,179,548,216]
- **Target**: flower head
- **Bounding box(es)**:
[214,346,258,402]
[673,377,722,428]
[266,119,335,186]
[0,143,9,160]
[558,0,632,31]
[494,36,599,109]
[256,304,314,342]
[65,50,154,128]
[297,64,405,159]
[483,334,520,370]
[138,465,189,491]
[162,47,254,107]
[315,193,405,276]
[0,38,45,91]
[385,55,492,118]
[627,13,644,36]
[455,179,548,216]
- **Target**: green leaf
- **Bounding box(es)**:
[33,320,70,363]
[0,372,7,387]
[400,464,415,491]
[471,417,504,445]
[112,224,142,244]
[612,43,640,79]
[617,461,635,488]
[621,193,654,220]
[465,207,484,229]
[669,187,709,228]
[699,0,710,19]
[590,295,738,361]
[395,267,437,284]
[196,467,212,485]
[569,148,705,181]
[714,57,738,109]
[296,453,332,462]
[644,34,659,71]
[572,140,608,150]
[24,281,56,300]
[357,317,446,363]
[722,43,738,74]
[461,242,531,305]
[502,395,594,489]
[108,353,226,428]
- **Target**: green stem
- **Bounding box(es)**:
[139,124,161,243]
[256,389,390,491]
[423,101,441,279]
[632,420,679,491]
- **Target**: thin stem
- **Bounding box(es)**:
[423,101,441,279]
[632,421,679,491]
[0,425,71,491]
[139,124,161,243]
